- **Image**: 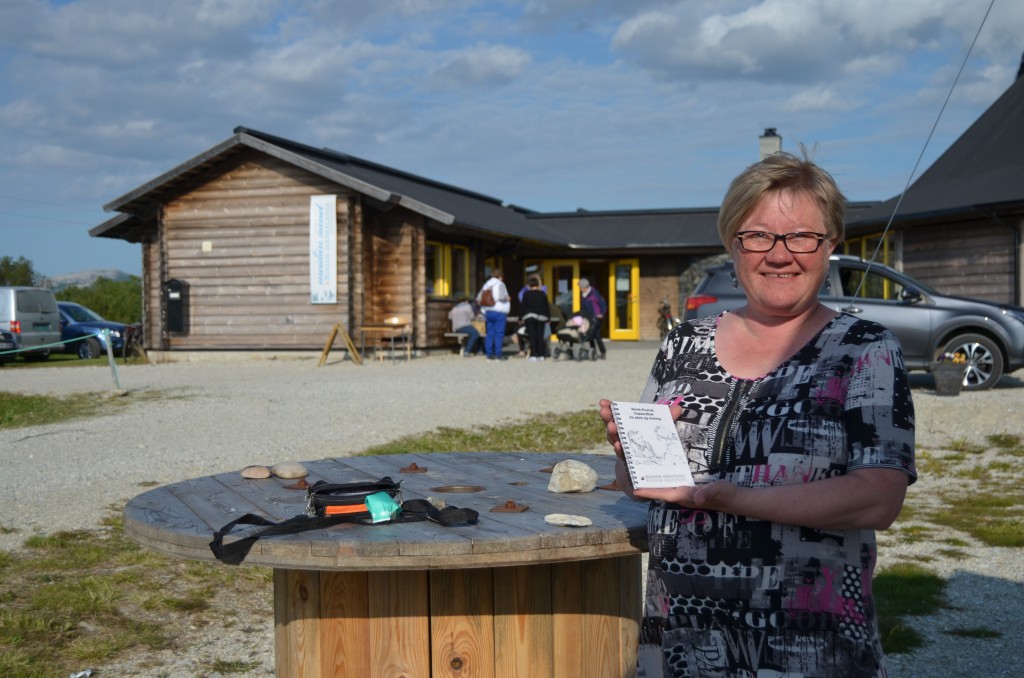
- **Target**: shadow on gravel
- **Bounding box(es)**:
[891,569,1023,675]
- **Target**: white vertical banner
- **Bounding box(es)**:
[309,195,338,304]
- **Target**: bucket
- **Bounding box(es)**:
[931,362,964,396]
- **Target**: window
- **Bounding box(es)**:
[838,266,905,301]
[484,257,503,279]
[844,232,891,266]
[427,242,469,298]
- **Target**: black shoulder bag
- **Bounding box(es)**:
[209,477,479,565]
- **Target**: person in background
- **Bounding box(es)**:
[578,277,607,360]
[519,275,550,361]
[477,269,510,361]
[447,296,481,357]
[599,151,916,676]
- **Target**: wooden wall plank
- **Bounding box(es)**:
[320,571,371,676]
[902,221,1015,303]
[552,560,585,676]
[274,568,321,678]
[368,570,430,678]
[494,564,552,678]
[581,557,621,678]
[430,569,496,677]
[618,555,642,678]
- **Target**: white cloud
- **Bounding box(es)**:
[429,43,532,88]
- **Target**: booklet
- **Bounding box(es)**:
[610,401,695,489]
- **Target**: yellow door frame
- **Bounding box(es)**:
[607,258,640,341]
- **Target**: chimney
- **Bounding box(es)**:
[759,128,781,159]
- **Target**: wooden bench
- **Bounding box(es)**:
[444,331,470,352]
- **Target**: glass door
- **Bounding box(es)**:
[542,260,580,319]
[608,258,639,340]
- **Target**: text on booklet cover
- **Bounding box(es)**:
[611,401,695,488]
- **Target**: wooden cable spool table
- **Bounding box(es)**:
[123,452,649,677]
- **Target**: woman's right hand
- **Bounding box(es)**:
[598,399,622,457]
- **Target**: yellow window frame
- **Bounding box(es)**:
[427,242,470,298]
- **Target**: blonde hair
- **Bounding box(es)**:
[717,150,846,246]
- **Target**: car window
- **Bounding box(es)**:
[62,304,104,322]
[16,290,58,313]
[838,267,908,301]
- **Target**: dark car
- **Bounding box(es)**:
[0,329,15,365]
[683,254,1024,390]
[58,301,126,359]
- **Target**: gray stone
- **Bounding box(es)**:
[240,465,271,479]
[546,459,598,493]
[271,461,308,479]
[544,513,593,527]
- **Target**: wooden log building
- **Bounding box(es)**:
[91,71,1024,357]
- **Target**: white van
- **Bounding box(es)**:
[0,286,61,360]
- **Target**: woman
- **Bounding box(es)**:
[477,269,510,360]
[600,152,916,677]
[520,275,551,360]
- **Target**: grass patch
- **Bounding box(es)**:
[0,392,105,429]
[0,510,272,677]
[208,658,262,674]
[986,433,1021,449]
[359,409,607,455]
[874,562,947,654]
[928,491,1024,547]
[0,389,168,431]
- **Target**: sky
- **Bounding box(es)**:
[1,0,1021,279]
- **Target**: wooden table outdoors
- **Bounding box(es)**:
[123,452,649,678]
[359,320,412,362]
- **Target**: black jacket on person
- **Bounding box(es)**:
[520,289,550,320]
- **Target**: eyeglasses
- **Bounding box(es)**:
[735,231,828,253]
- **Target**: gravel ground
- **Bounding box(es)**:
[2,344,1022,676]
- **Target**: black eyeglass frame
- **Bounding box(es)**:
[734,231,829,253]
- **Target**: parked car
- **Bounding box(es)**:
[58,301,127,359]
[0,329,16,365]
[683,254,1024,390]
[0,286,61,360]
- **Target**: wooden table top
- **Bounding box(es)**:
[124,452,648,570]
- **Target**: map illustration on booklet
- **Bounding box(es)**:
[611,401,695,489]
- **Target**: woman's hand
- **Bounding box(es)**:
[631,480,736,508]
[629,470,908,532]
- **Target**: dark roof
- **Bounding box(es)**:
[529,208,722,250]
[849,74,1024,228]
[91,127,732,250]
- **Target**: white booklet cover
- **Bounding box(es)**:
[611,401,695,489]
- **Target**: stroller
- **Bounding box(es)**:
[552,312,600,361]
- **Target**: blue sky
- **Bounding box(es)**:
[1,0,1021,278]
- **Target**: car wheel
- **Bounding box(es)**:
[941,333,1003,391]
[77,337,102,360]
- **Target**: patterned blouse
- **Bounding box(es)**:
[635,313,916,677]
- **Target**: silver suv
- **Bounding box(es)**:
[684,254,1024,390]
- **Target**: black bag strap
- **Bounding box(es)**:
[209,499,479,565]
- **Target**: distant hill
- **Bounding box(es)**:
[46,269,135,290]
